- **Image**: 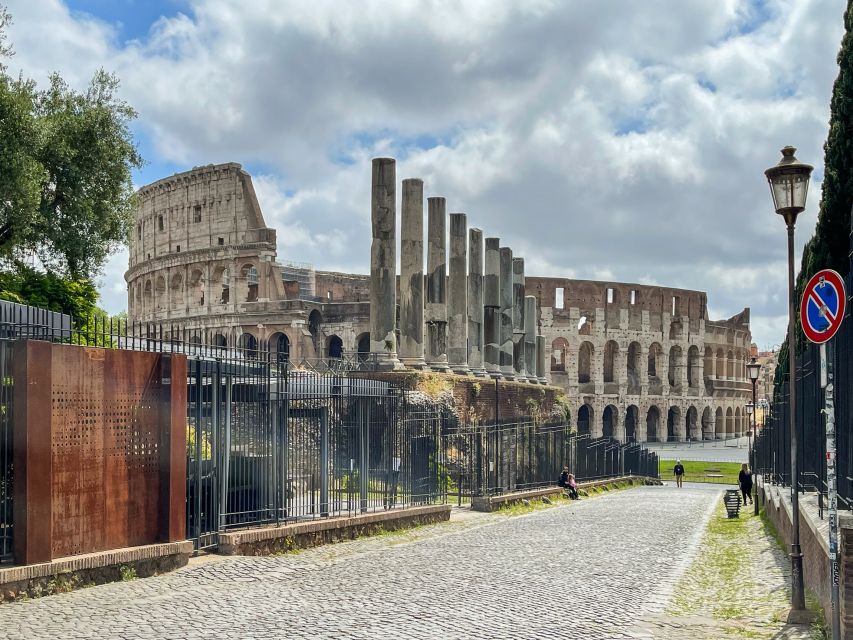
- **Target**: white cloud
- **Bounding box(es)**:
[3,0,845,347]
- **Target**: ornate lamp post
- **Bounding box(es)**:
[765,145,813,612]
[747,357,761,515]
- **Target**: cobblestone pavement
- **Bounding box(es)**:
[0,485,800,639]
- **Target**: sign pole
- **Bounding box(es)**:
[823,340,841,640]
[800,267,846,638]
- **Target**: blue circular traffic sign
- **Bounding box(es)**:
[800,269,846,344]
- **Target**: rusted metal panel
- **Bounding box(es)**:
[15,341,187,562]
[12,340,53,565]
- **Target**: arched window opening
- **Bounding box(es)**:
[190,270,204,307]
[241,264,259,302]
[551,337,569,372]
[648,343,662,378]
[715,407,724,439]
[667,407,680,442]
[213,334,227,350]
[328,335,343,359]
[603,405,617,439]
[239,332,258,357]
[577,404,592,436]
[356,332,371,363]
[155,276,166,311]
[170,272,183,309]
[625,406,639,442]
[646,406,661,442]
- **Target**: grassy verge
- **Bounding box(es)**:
[658,459,742,485]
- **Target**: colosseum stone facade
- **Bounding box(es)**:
[126,162,753,443]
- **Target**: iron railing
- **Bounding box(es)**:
[754,219,853,511]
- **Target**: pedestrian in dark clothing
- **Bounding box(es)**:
[673,460,685,488]
[739,463,753,505]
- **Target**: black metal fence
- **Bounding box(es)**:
[443,422,659,502]
[754,221,853,510]
[0,311,660,562]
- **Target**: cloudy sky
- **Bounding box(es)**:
[4,0,845,348]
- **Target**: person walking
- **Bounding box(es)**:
[673,460,685,488]
[738,463,753,506]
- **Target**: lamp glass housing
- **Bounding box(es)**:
[746,402,754,416]
[764,146,813,223]
[747,357,761,381]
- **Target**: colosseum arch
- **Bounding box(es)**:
[648,343,662,379]
[239,332,258,356]
[577,404,592,436]
[627,342,641,393]
[603,340,618,384]
[715,407,724,438]
[647,406,662,442]
[356,332,370,361]
[213,333,228,350]
[189,269,205,307]
[666,406,681,441]
[327,335,343,359]
[726,407,734,437]
[687,346,701,388]
[667,345,682,388]
[735,406,742,437]
[551,337,569,372]
[716,348,725,377]
[240,263,259,302]
[269,332,290,363]
[726,350,734,379]
[213,266,230,304]
[170,272,183,309]
[686,406,700,440]
[701,407,714,439]
[155,276,166,311]
[625,405,639,441]
[578,341,594,384]
[603,405,618,439]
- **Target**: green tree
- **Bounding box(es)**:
[0,6,142,283]
[776,1,853,378]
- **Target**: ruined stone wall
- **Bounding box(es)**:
[526,275,752,442]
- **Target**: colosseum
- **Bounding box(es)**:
[126,161,753,443]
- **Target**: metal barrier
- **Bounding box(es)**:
[443,424,659,501]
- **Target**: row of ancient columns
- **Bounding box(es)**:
[369,157,548,383]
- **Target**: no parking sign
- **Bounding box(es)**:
[800,269,846,344]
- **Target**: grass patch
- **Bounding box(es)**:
[658,459,742,485]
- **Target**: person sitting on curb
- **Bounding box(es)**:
[558,466,579,500]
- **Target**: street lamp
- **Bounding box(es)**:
[746,356,761,517]
[765,145,813,612]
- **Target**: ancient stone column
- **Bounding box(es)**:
[467,228,487,377]
[536,335,547,384]
[447,213,470,375]
[483,237,502,378]
[512,257,527,381]
[499,247,514,380]
[399,178,427,369]
[369,157,402,370]
[524,295,537,381]
[425,197,449,371]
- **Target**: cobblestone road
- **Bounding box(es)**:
[0,485,726,639]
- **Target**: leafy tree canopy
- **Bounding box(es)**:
[0,5,141,315]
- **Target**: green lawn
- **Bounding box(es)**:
[658,460,743,485]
